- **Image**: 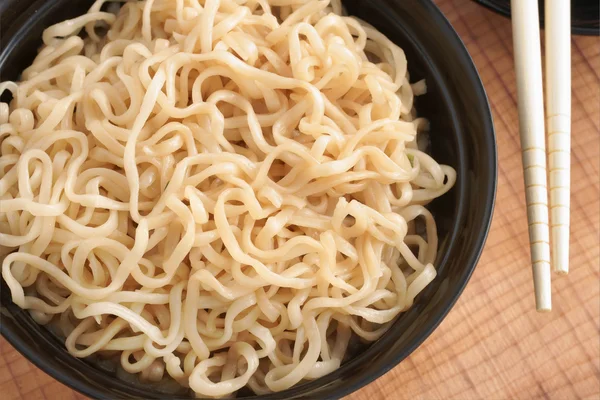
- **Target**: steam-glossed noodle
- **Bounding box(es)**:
[0,0,456,397]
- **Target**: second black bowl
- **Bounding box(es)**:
[473,0,600,36]
[0,0,497,399]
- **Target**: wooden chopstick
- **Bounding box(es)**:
[510,0,552,312]
[545,0,571,275]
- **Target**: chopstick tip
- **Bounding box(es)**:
[536,305,552,313]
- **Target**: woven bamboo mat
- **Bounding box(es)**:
[1,0,599,399]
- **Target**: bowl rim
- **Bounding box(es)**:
[0,0,498,399]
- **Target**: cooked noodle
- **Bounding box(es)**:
[0,0,456,396]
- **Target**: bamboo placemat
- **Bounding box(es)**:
[1,0,599,399]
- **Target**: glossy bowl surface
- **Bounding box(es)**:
[0,1,497,399]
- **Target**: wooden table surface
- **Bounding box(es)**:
[1,0,599,399]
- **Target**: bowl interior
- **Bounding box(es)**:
[0,1,497,399]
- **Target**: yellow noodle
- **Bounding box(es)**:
[0,0,456,397]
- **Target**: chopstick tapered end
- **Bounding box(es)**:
[533,262,552,312]
[552,226,570,275]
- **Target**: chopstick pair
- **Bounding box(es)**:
[510,0,571,312]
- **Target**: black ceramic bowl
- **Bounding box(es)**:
[473,0,600,36]
[0,1,497,399]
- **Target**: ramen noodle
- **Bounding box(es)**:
[0,0,456,396]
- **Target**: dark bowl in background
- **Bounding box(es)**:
[473,0,600,36]
[0,0,497,399]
